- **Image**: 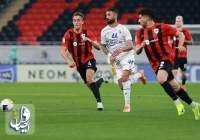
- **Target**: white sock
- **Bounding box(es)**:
[174,98,182,105]
[122,79,131,106]
[190,101,198,108]
[130,72,142,83]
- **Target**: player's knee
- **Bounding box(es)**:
[173,84,181,92]
[121,75,129,82]
[157,76,167,84]
[86,77,93,85]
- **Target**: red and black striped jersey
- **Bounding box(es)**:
[62,28,95,67]
[135,23,177,72]
[172,28,192,58]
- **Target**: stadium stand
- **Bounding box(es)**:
[0,0,11,11]
[0,0,200,44]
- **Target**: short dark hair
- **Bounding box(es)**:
[107,8,119,15]
[72,12,84,19]
[138,8,155,20]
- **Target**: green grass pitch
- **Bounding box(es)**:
[0,83,200,140]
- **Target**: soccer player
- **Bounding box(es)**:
[60,12,104,111]
[172,16,193,91]
[135,9,200,120]
[100,8,146,112]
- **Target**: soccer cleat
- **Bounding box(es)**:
[181,85,186,91]
[123,104,131,113]
[139,70,147,84]
[192,103,200,120]
[97,102,104,111]
[176,103,185,116]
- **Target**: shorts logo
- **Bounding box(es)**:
[128,60,134,65]
[159,61,165,69]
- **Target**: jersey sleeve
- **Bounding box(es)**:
[123,26,132,41]
[62,32,70,48]
[184,29,192,41]
[163,24,177,36]
[135,30,142,45]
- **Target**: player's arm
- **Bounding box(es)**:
[60,46,76,68]
[60,36,76,68]
[85,37,101,50]
[100,44,109,55]
[184,30,193,45]
[135,30,144,55]
[176,31,185,52]
[135,42,145,55]
[82,32,100,50]
[184,40,193,45]
[100,44,115,64]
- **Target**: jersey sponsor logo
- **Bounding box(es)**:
[112,33,118,38]
[154,28,159,34]
[73,42,77,46]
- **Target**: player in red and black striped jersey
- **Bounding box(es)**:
[135,9,200,120]
[172,16,193,90]
[60,12,104,111]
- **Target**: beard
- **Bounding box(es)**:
[106,18,115,25]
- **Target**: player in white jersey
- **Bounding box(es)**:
[100,8,146,112]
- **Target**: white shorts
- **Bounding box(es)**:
[115,54,136,80]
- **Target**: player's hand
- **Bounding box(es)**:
[68,61,76,68]
[81,34,88,41]
[178,46,186,53]
[112,48,123,57]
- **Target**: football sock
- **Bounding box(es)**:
[96,78,104,88]
[190,101,198,108]
[182,75,187,85]
[161,81,178,101]
[130,72,142,83]
[176,88,192,104]
[122,79,131,106]
[174,98,182,105]
[90,82,102,102]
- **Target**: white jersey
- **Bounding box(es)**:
[101,24,136,80]
[101,24,134,61]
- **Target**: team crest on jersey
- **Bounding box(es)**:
[73,42,77,46]
[154,28,159,34]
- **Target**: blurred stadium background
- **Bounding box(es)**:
[0,0,200,83]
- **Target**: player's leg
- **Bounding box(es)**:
[157,69,185,115]
[130,69,147,84]
[121,69,132,112]
[169,78,200,120]
[157,61,186,115]
[172,57,179,79]
[86,68,104,110]
[115,65,132,112]
[180,58,187,90]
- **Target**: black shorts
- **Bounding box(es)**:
[156,60,174,82]
[77,59,97,83]
[173,57,187,71]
